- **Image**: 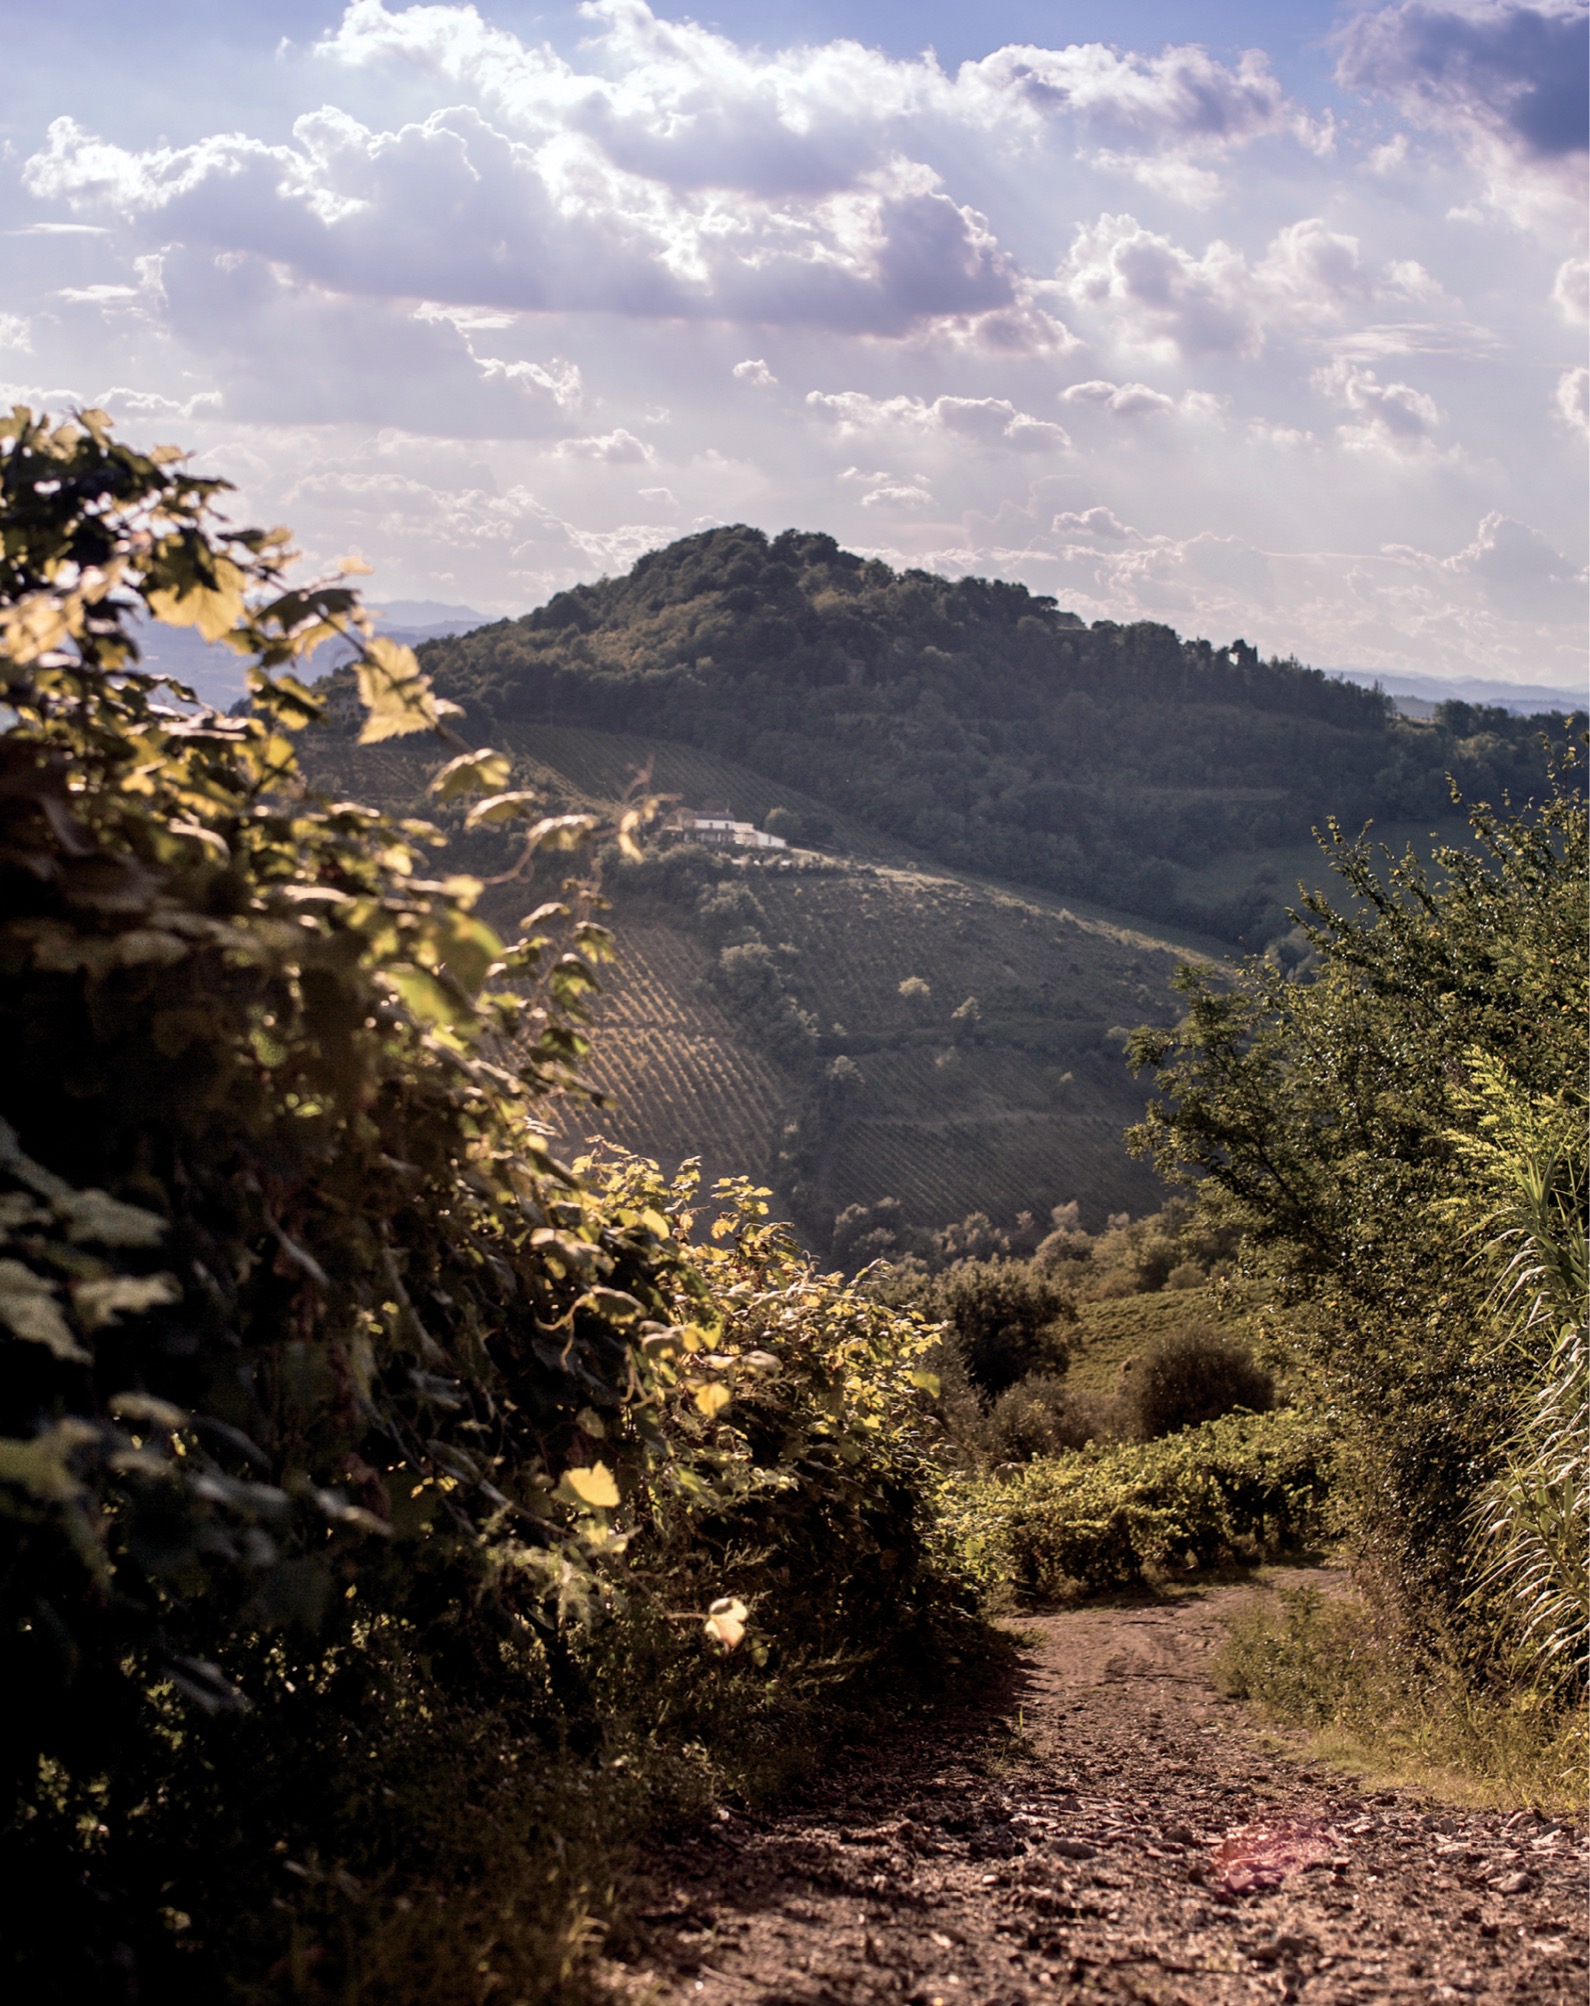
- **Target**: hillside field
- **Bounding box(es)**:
[302,721,1219,1237]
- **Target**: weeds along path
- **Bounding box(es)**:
[624,1572,1586,2005]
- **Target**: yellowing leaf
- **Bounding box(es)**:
[465,790,539,829]
[430,748,514,800]
[703,1596,747,1651]
[693,1381,733,1419]
[909,1369,942,1398]
[385,963,471,1027]
[57,1189,167,1248]
[355,637,441,743]
[0,1419,98,1503]
[561,1462,620,1509]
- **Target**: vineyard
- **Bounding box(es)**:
[301,723,1198,1236]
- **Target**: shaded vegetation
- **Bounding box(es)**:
[0,410,974,2002]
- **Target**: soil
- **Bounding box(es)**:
[621,1571,1587,2005]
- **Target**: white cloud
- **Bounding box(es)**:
[0,314,32,351]
[1390,508,1588,620]
[1555,364,1590,434]
[1313,357,1446,449]
[1059,378,1176,418]
[1552,256,1589,322]
[1057,212,1424,360]
[806,389,1068,452]
[1336,2,1589,229]
[1052,505,1144,540]
[1,3,1580,687]
[556,428,653,463]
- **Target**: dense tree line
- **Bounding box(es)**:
[422,526,1581,939]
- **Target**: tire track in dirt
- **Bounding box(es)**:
[622,1572,1587,2004]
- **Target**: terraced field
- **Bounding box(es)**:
[300,721,1217,1241]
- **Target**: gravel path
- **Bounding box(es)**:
[624,1574,1587,2004]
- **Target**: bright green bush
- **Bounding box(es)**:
[956,1408,1331,1601]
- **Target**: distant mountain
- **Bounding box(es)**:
[1324,665,1586,718]
[136,599,493,708]
[419,524,1578,944]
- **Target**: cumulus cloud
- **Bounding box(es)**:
[1336,2,1589,227]
[316,3,1319,187]
[1552,256,1589,321]
[22,110,1020,338]
[1555,364,1590,433]
[1052,505,1145,540]
[806,390,1069,451]
[555,427,653,463]
[1336,2,1588,159]
[1056,212,1424,359]
[1313,357,1446,448]
[1059,379,1176,418]
[733,358,777,387]
[0,314,32,351]
[1390,508,1588,619]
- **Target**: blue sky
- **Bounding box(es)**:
[3,1,1585,689]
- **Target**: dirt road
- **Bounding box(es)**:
[625,1574,1586,2004]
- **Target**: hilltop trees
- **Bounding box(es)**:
[422,524,1580,941]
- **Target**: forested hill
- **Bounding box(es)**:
[422,525,1581,938]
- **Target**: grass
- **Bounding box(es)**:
[1215,1581,1589,1816]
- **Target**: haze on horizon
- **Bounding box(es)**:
[2,0,1585,691]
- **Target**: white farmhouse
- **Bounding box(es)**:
[664,808,788,851]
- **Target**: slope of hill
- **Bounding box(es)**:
[419,525,1578,944]
[301,723,1200,1243]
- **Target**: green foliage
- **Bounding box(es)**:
[422,523,1581,941]
[897,1258,1074,1397]
[0,409,970,1998]
[982,1374,1115,1463]
[1121,1323,1274,1441]
[952,1408,1329,1601]
[1127,768,1588,1685]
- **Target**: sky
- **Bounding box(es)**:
[2,0,1586,691]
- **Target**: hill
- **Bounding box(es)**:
[302,722,1204,1246]
[418,525,1580,944]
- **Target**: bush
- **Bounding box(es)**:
[984,1374,1116,1462]
[912,1258,1074,1396]
[1129,767,1586,1675]
[1122,1324,1274,1440]
[956,1408,1330,1601]
[0,408,973,2000]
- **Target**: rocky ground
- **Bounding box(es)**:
[620,1574,1587,2004]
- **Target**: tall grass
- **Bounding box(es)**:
[1450,1054,1588,1692]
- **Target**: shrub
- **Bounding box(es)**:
[1129,766,1586,1671]
[957,1408,1330,1601]
[0,407,971,1999]
[984,1374,1117,1462]
[1123,1324,1274,1440]
[914,1257,1074,1396]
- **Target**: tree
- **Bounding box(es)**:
[1126,765,1587,1661]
